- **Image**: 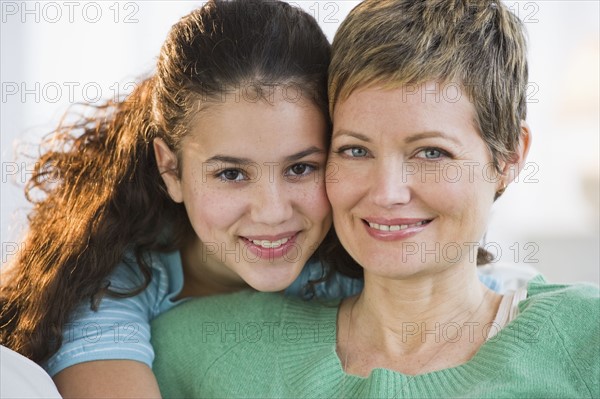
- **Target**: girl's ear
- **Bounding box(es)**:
[498,121,532,193]
[153,138,184,203]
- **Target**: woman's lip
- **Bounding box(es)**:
[362,219,431,241]
[363,217,431,225]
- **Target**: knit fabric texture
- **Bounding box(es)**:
[151,276,600,398]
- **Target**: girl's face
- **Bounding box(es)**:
[156,92,331,292]
[327,83,512,280]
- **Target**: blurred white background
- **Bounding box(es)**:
[1,1,598,284]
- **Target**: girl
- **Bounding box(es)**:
[0,1,362,397]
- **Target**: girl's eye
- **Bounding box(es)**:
[340,147,369,158]
[217,169,246,182]
[287,163,315,177]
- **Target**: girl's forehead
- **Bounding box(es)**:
[181,97,328,162]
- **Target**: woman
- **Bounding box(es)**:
[151,0,600,397]
[0,1,365,397]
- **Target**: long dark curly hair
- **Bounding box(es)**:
[0,0,331,363]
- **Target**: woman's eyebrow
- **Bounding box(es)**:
[332,130,371,142]
[333,129,460,145]
[205,146,324,165]
[404,131,461,145]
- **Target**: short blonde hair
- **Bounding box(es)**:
[329,0,528,168]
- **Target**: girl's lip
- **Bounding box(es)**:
[241,231,299,241]
[240,233,300,260]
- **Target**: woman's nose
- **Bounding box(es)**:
[369,157,412,208]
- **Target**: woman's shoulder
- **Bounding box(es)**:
[151,290,337,346]
[523,276,600,397]
[526,275,599,305]
[153,291,286,327]
[522,274,599,330]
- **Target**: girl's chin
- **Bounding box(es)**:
[238,264,303,292]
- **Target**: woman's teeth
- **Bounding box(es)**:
[368,220,428,231]
[251,237,290,249]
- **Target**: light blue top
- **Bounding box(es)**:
[43,250,500,376]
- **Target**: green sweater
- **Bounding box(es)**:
[151,276,600,398]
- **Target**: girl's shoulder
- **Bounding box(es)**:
[284,259,363,300]
[109,250,186,314]
[43,250,185,377]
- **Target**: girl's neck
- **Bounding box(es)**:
[176,236,249,299]
[337,263,502,376]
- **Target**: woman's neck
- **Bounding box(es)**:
[337,263,502,377]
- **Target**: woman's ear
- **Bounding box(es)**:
[153,138,184,203]
[500,121,532,188]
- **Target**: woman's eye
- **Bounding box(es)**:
[287,163,314,177]
[218,169,245,182]
[341,147,369,158]
[417,148,447,160]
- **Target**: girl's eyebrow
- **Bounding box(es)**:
[205,146,325,165]
[285,146,325,162]
[205,155,253,165]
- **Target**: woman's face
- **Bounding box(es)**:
[327,82,504,279]
[157,92,331,292]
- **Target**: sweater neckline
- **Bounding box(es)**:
[277,275,559,397]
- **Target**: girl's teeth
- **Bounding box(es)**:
[251,237,290,249]
[368,221,427,231]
